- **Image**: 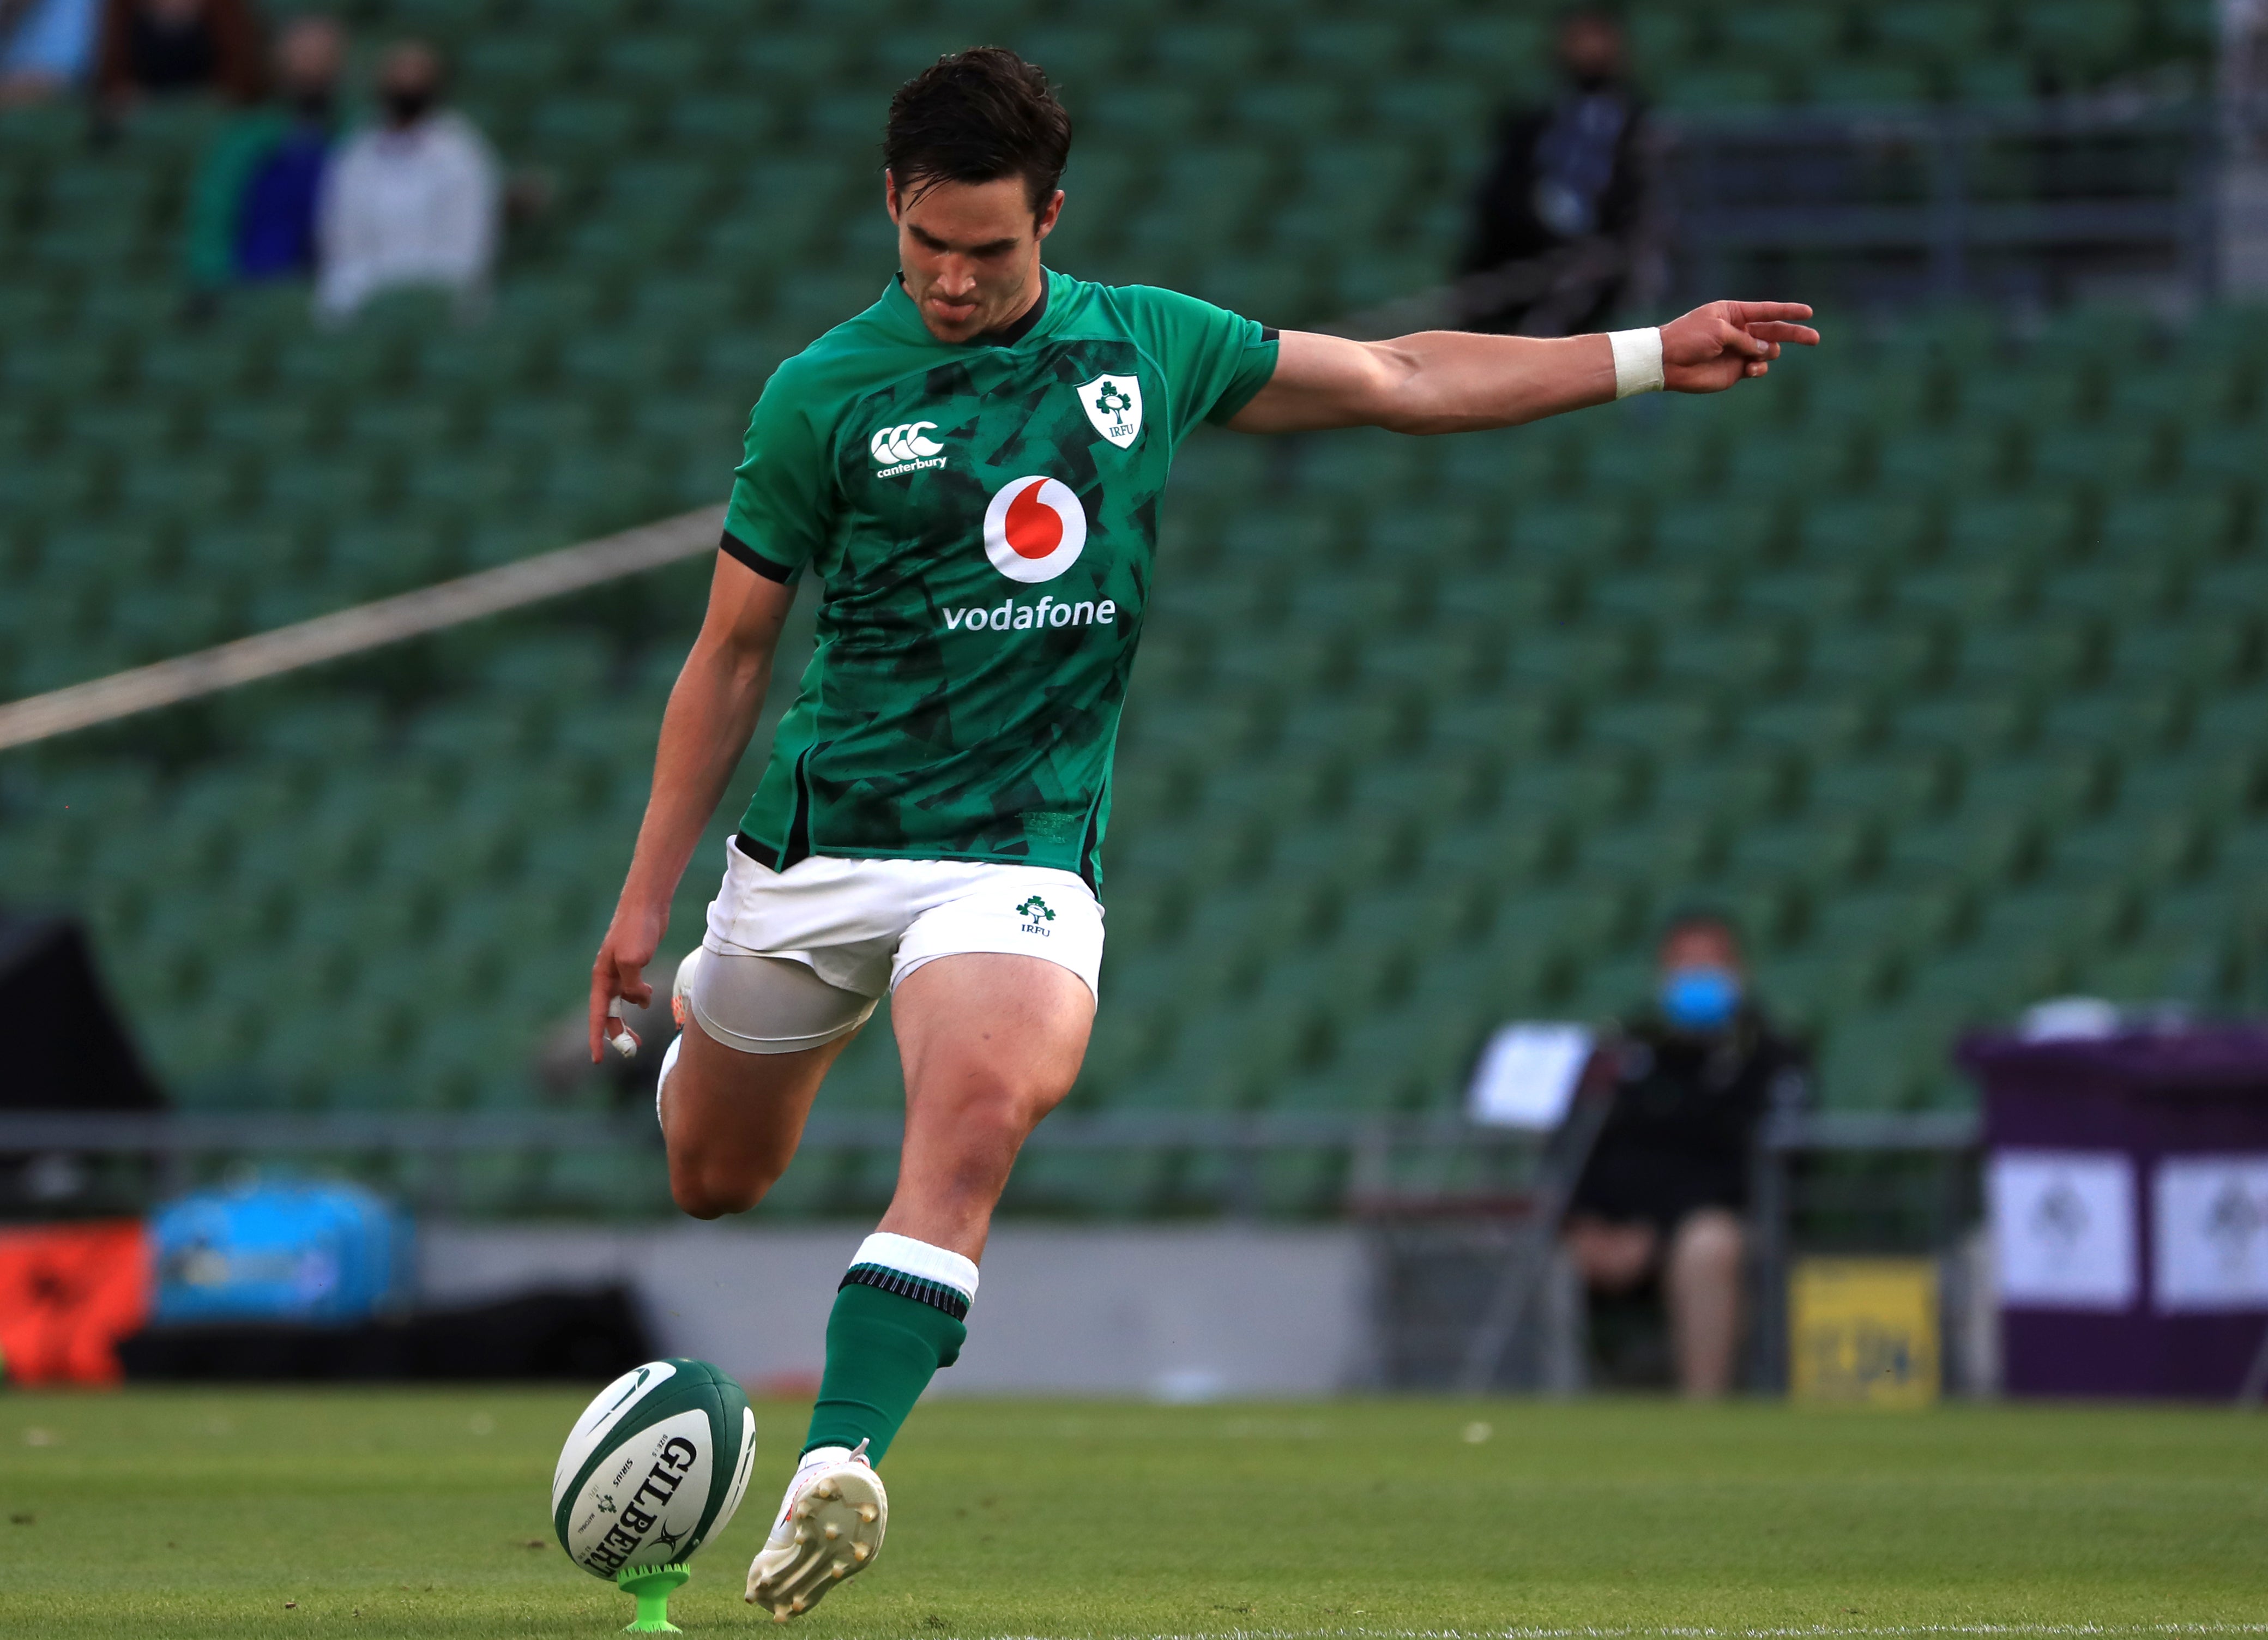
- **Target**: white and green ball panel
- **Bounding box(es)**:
[553,1358,756,1579]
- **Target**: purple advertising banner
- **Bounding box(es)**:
[1962,1028,2268,1398]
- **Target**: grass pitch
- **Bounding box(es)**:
[2,1390,2264,1640]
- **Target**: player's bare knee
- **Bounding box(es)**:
[948,1080,1051,1149]
[671,1179,760,1220]
[669,1158,779,1220]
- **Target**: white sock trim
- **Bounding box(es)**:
[1608,325,1665,399]
[850,1232,979,1303]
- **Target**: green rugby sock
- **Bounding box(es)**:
[800,1233,975,1464]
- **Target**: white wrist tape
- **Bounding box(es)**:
[1608,327,1664,399]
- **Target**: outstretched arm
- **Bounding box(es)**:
[1225,300,1819,436]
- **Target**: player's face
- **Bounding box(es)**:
[886,172,1063,344]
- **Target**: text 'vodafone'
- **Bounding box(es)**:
[944,595,1119,633]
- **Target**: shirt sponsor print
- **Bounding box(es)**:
[941,593,1117,634]
[946,475,1118,633]
[871,419,945,475]
[981,475,1088,583]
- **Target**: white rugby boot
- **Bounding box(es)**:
[744,1441,887,1621]
[653,948,706,1130]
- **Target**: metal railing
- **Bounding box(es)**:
[0,1101,1984,1231]
[1748,1106,1983,1393]
[0,1107,1556,1220]
[1658,100,2221,308]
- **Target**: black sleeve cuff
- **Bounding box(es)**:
[1261,327,1280,341]
[720,530,795,583]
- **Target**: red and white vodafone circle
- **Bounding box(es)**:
[982,475,1088,584]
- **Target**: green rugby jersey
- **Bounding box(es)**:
[720,269,1278,887]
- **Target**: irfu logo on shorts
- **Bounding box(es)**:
[1016,895,1055,936]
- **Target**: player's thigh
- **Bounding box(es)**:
[891,952,1095,1132]
[663,950,877,1195]
[661,1013,843,1178]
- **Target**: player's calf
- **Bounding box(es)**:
[749,1233,974,1618]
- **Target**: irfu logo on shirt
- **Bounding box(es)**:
[1077,374,1143,448]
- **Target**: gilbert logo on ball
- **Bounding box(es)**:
[552,1358,756,1581]
[983,475,1088,583]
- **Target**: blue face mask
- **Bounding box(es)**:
[1660,965,1741,1032]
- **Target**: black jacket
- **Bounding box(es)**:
[1462,85,1648,275]
[1570,1006,1809,1232]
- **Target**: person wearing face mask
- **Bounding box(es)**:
[1561,909,1809,1397]
[1457,9,1650,337]
[313,38,499,323]
[180,15,342,305]
[94,0,261,111]
[2,0,102,107]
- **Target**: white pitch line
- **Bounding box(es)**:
[946,1625,2268,1640]
[0,504,724,752]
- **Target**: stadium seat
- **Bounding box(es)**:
[0,0,2236,1152]
[1656,67,1788,112]
[2014,0,2141,84]
[1364,76,1489,141]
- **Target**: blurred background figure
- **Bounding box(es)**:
[1562,912,1808,1398]
[315,39,499,323]
[182,13,341,309]
[95,0,262,112]
[1458,8,1648,335]
[2227,0,2268,292]
[0,0,99,105]
[535,959,678,1113]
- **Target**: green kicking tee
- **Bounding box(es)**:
[720,268,1279,888]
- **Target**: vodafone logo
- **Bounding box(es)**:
[982,475,1087,584]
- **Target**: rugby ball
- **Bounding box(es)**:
[552,1358,757,1579]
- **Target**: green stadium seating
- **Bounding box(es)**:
[0,0,2244,1203]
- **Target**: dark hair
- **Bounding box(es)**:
[1658,906,1743,950]
[883,47,1071,218]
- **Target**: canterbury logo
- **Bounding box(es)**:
[871,420,945,471]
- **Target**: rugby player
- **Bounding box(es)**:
[587,47,1816,1619]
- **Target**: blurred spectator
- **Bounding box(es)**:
[1458,10,1648,336]
[95,0,262,110]
[1561,911,1808,1397]
[315,40,499,323]
[0,0,100,105]
[182,14,341,304]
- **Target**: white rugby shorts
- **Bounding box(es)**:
[693,839,1104,1053]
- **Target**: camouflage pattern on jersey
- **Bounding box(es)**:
[723,271,1276,887]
